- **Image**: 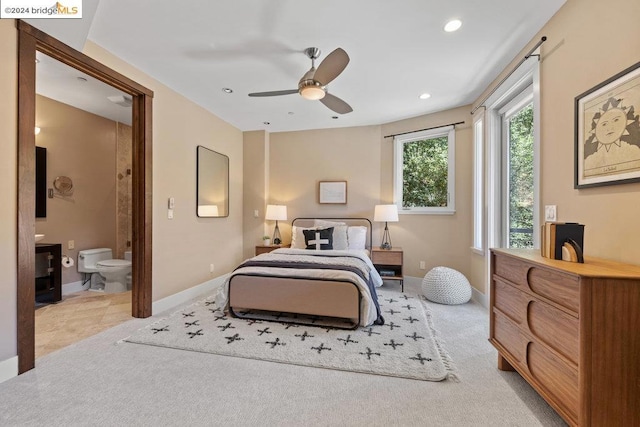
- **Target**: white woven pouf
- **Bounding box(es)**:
[422,266,472,305]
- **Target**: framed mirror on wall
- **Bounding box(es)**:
[197,145,229,217]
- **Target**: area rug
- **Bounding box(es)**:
[122,288,456,382]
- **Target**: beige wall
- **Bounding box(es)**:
[538,0,640,263]
[35,95,118,285]
[268,125,383,243]
[265,112,474,284]
[469,0,640,294]
[380,106,473,280]
[243,130,268,260]
[0,19,18,361]
[82,41,245,301]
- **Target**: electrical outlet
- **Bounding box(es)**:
[544,205,557,221]
[254,210,259,218]
[210,263,215,273]
[167,209,174,219]
[68,240,74,250]
[419,261,426,270]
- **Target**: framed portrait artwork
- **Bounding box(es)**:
[575,61,640,188]
[318,181,347,204]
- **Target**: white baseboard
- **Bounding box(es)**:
[401,275,487,308]
[152,274,230,315]
[471,287,488,309]
[0,356,18,384]
[62,280,88,295]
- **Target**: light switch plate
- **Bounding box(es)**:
[544,205,557,221]
[167,209,174,219]
[168,197,175,209]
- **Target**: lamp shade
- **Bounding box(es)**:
[198,204,219,217]
[374,204,399,222]
[265,204,287,221]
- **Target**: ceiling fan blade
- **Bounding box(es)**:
[313,48,350,85]
[320,93,353,114]
[248,89,298,97]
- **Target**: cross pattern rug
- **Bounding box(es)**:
[122,288,456,382]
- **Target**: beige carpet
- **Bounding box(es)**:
[1,280,566,426]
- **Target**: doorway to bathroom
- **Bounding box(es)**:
[33,50,136,358]
[16,21,153,374]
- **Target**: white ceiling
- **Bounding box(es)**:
[36,51,132,125]
[35,0,567,133]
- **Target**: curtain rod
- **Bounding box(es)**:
[470,36,547,115]
[383,121,465,139]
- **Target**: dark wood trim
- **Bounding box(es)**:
[17,29,37,374]
[131,94,153,317]
[16,20,153,97]
[16,21,154,373]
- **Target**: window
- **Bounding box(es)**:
[500,87,534,248]
[472,118,483,252]
[394,125,455,214]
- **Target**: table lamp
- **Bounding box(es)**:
[265,204,287,245]
[374,204,399,249]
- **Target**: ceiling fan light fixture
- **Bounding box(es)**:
[419,93,432,100]
[300,85,326,100]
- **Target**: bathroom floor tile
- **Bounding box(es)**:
[35,290,132,359]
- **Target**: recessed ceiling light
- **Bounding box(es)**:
[444,19,462,32]
[419,93,431,100]
[263,121,270,125]
[222,88,233,94]
[77,76,87,82]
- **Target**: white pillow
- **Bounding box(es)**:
[348,226,368,250]
[314,220,348,250]
[291,226,316,249]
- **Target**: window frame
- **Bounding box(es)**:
[472,117,484,254]
[393,125,456,215]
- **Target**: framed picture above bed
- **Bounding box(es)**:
[318,181,347,204]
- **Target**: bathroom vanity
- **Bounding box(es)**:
[35,243,62,303]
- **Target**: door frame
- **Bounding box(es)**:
[16,21,154,374]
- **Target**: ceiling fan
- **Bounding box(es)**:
[248,47,353,114]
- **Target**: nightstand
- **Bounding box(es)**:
[255,245,287,256]
[371,247,404,292]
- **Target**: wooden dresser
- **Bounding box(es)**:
[490,249,640,426]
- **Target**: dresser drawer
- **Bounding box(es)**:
[371,250,402,265]
[528,341,579,423]
[494,254,580,313]
[528,300,579,365]
[494,278,579,365]
[493,310,528,367]
[494,278,529,325]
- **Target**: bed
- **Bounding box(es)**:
[217,218,385,329]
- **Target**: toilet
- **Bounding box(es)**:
[78,248,132,293]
